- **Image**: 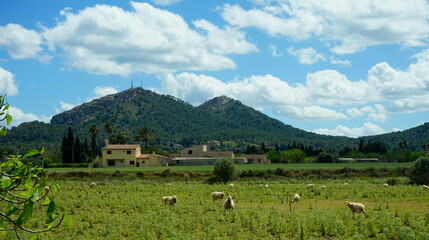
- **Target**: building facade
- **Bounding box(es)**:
[100,144,170,167]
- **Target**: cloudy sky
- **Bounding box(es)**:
[1,0,429,138]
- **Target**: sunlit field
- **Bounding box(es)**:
[3,175,428,239]
[45,162,413,174]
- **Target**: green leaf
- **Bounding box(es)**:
[1,176,12,189]
[17,201,34,226]
[30,235,40,240]
[3,103,9,111]
[0,217,3,228]
[0,127,6,136]
[24,149,40,158]
[65,215,72,229]
[5,114,12,125]
[6,205,18,217]
[45,200,57,225]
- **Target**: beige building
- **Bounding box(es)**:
[242,154,271,164]
[172,145,247,166]
[101,144,170,167]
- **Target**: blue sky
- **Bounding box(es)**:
[1,0,429,138]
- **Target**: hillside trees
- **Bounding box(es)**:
[135,126,156,148]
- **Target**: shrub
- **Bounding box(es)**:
[212,158,238,184]
[409,156,429,184]
[317,152,336,163]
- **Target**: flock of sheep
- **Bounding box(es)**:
[88,181,429,218]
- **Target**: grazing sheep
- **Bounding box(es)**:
[224,196,235,211]
[89,182,97,188]
[343,183,348,186]
[162,195,177,206]
[291,193,300,203]
[321,185,326,190]
[383,183,389,187]
[229,183,234,188]
[306,184,315,189]
[166,183,172,186]
[212,191,225,202]
[264,184,269,188]
[344,201,368,219]
[423,185,429,190]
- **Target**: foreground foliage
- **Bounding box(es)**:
[3,177,428,239]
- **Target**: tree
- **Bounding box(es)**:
[281,149,306,163]
[89,124,100,157]
[104,121,114,135]
[134,126,155,148]
[0,94,70,238]
[213,158,238,184]
[109,131,129,144]
[0,95,12,136]
[409,156,429,185]
[317,152,336,163]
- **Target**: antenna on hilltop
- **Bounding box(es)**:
[140,81,143,89]
[131,80,134,89]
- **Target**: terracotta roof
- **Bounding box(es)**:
[103,144,140,150]
[137,154,150,159]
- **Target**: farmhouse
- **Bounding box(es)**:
[100,143,170,167]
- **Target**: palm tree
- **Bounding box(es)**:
[104,121,114,135]
[134,126,155,148]
[89,124,99,138]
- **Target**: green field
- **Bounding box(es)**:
[2,171,428,239]
[46,162,413,174]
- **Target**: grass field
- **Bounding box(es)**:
[2,174,428,239]
[46,162,413,174]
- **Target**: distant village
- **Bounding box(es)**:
[95,141,270,168]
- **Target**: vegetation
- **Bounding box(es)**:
[4,178,428,239]
[211,158,238,184]
[0,94,69,239]
[410,156,429,185]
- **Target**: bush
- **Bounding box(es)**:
[409,156,429,184]
[212,158,238,184]
[317,152,336,163]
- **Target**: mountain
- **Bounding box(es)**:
[1,87,428,153]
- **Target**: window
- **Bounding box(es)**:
[130,161,135,165]
[142,161,145,164]
[107,150,112,155]
[127,150,132,154]
[188,150,193,155]
[108,160,115,166]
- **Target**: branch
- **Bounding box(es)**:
[18,214,65,234]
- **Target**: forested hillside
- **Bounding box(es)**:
[1,87,428,154]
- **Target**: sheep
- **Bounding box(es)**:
[89,182,97,188]
[321,185,327,190]
[224,196,235,211]
[212,191,225,202]
[229,183,234,188]
[343,183,348,186]
[291,193,300,203]
[344,201,368,219]
[306,184,315,189]
[264,184,269,188]
[423,185,429,190]
[162,195,177,206]
[382,183,389,187]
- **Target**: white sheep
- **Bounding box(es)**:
[264,184,269,188]
[229,183,234,188]
[291,193,300,203]
[224,196,235,211]
[321,185,327,190]
[343,183,348,186]
[423,185,429,190]
[344,201,368,219]
[382,183,389,187]
[306,184,315,189]
[89,182,97,188]
[162,195,177,206]
[212,191,225,202]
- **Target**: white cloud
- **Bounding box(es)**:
[221,1,429,54]
[0,67,19,96]
[93,86,118,98]
[268,44,282,57]
[55,101,76,113]
[8,106,50,127]
[346,104,387,122]
[43,2,256,76]
[152,0,184,6]
[193,19,258,55]
[0,23,43,59]
[273,105,347,120]
[287,47,325,65]
[313,122,387,138]
[330,57,351,66]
